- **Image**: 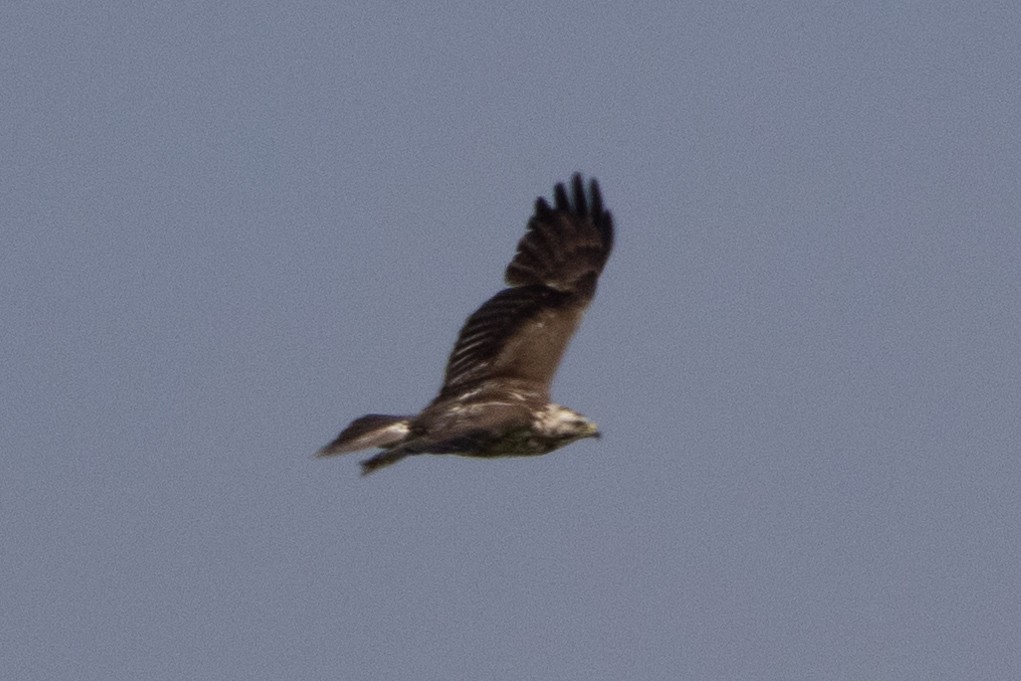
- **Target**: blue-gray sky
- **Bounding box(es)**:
[4,2,1019,679]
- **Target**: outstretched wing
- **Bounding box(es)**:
[437,174,613,401]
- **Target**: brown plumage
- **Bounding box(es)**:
[318,174,614,475]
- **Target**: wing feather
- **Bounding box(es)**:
[504,174,613,292]
[437,174,613,400]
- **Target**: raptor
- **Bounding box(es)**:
[318,174,614,474]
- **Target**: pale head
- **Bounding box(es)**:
[533,403,601,444]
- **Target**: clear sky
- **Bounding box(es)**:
[4,2,1019,679]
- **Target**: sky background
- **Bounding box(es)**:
[4,2,1020,679]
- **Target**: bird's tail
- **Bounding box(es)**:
[317,414,412,457]
[359,448,412,475]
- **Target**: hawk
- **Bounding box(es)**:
[318,174,614,474]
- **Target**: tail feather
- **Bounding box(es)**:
[359,448,413,475]
[317,414,411,457]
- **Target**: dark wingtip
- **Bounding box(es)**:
[553,181,570,212]
[588,177,603,216]
[571,173,587,216]
[535,196,553,219]
[505,172,614,288]
[544,172,615,255]
[569,173,613,253]
[551,173,603,218]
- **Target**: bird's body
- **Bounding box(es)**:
[319,174,613,474]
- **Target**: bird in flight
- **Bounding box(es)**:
[318,174,614,475]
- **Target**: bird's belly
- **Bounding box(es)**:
[464,428,559,458]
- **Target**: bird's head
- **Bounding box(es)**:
[536,404,601,443]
